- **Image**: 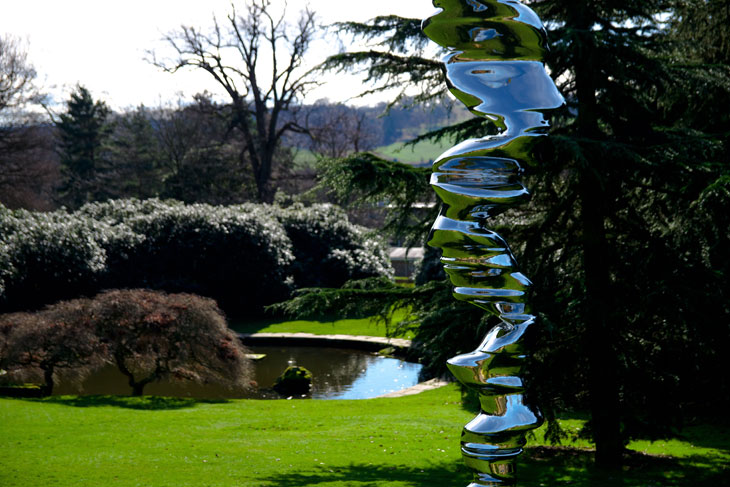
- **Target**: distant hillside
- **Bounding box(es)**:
[284,97,472,164]
[373,137,457,166]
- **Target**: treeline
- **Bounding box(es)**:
[0,84,464,212]
[0,198,392,318]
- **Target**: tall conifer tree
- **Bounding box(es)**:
[56,85,111,208]
[280,0,730,469]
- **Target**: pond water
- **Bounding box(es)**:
[53,345,423,400]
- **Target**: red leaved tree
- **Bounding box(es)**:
[0,301,105,395]
[90,289,252,396]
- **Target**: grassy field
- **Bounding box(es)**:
[1,385,728,487]
[290,135,455,168]
[373,137,454,165]
[232,309,414,339]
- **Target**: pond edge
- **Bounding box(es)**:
[238,332,412,355]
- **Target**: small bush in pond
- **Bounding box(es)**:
[273,365,313,397]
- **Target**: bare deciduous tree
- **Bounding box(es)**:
[303,102,379,159]
[0,35,38,115]
[149,0,320,202]
[0,35,58,210]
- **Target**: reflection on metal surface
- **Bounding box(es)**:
[423,0,563,485]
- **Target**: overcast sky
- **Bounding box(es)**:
[1,0,439,111]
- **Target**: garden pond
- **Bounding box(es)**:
[53,345,423,400]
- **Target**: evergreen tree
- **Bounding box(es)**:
[153,95,255,204]
[55,85,111,208]
[278,0,730,469]
[106,105,164,199]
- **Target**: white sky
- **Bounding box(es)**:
[1,0,439,111]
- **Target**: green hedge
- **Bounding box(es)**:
[0,199,392,317]
[262,203,392,289]
[0,207,110,310]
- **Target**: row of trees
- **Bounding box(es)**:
[1,84,460,212]
[1,0,467,212]
[0,289,252,396]
[277,0,730,471]
[50,87,463,210]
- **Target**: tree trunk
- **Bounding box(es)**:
[40,367,54,396]
[578,169,624,468]
[574,12,624,468]
[115,354,150,397]
[256,149,276,203]
[131,382,145,396]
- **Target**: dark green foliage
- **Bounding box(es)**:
[0,199,392,318]
[330,16,430,53]
[292,2,730,466]
[271,277,408,323]
[105,106,164,199]
[265,203,393,288]
[320,16,446,107]
[523,0,730,461]
[273,365,312,396]
[413,246,445,286]
[161,145,252,205]
[316,153,436,245]
[407,117,497,147]
[55,85,111,209]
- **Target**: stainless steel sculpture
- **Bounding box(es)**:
[422,1,564,485]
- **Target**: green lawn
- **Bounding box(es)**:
[290,136,454,168]
[232,309,414,339]
[373,137,455,165]
[1,386,728,487]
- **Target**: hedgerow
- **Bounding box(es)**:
[0,199,392,317]
[263,203,393,288]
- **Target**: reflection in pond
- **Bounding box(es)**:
[253,346,422,400]
[53,346,422,400]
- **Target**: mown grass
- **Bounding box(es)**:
[290,135,454,168]
[232,308,414,339]
[1,385,728,487]
[373,137,455,165]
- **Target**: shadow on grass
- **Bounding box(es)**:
[262,460,471,487]
[261,448,729,486]
[16,394,229,410]
[520,446,730,487]
[678,423,730,453]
